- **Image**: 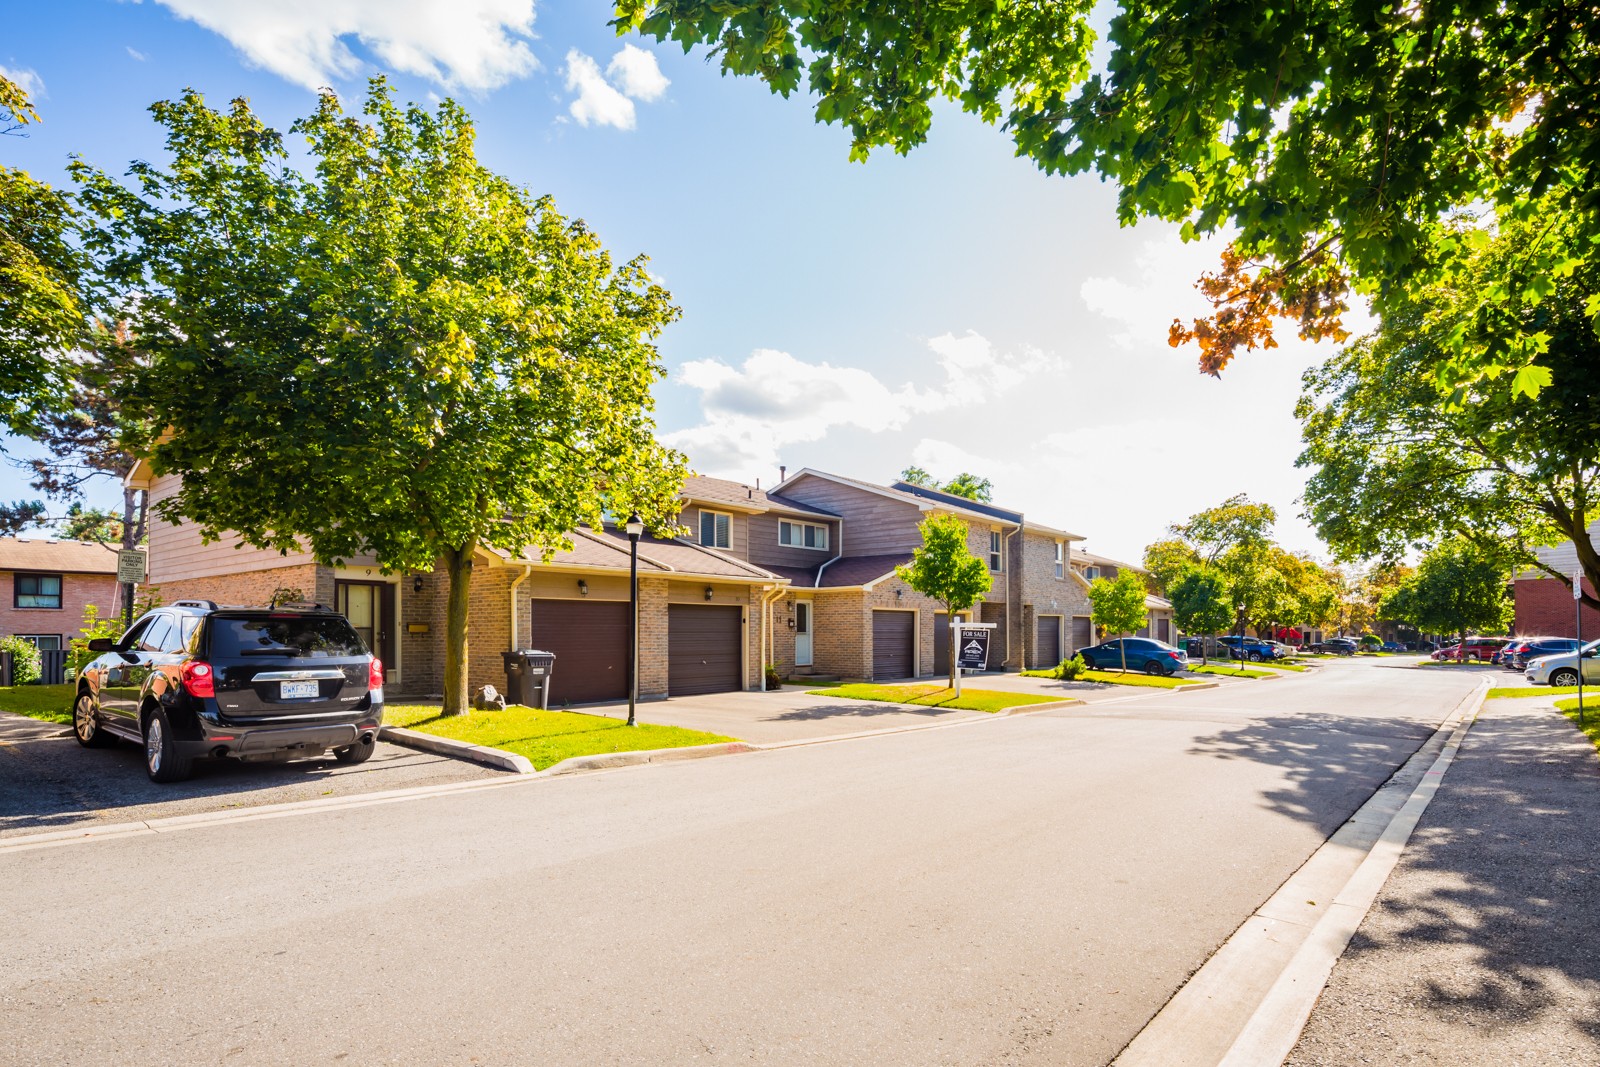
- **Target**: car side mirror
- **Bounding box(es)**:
[88,638,116,653]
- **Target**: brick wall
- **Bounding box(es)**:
[1514,576,1600,638]
[150,563,330,614]
[637,577,669,696]
[1015,532,1089,669]
[0,571,121,644]
[813,590,869,679]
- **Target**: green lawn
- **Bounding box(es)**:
[1189,664,1274,679]
[0,684,75,724]
[808,683,1066,713]
[1260,661,1312,672]
[384,704,737,770]
[1488,685,1581,699]
[1554,696,1600,754]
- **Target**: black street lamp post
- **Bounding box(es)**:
[1236,603,1246,666]
[626,513,644,727]
[1576,571,1587,728]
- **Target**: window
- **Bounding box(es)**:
[699,510,731,549]
[1054,541,1064,579]
[139,615,175,653]
[15,635,61,651]
[988,531,1003,572]
[779,520,829,551]
[14,573,62,609]
[1084,566,1101,581]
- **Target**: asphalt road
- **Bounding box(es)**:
[1,658,1480,1066]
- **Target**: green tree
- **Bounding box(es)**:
[940,472,993,503]
[76,82,687,716]
[1379,539,1513,648]
[1168,567,1232,665]
[1298,212,1600,612]
[614,1,1598,387]
[1141,538,1200,594]
[1088,569,1149,671]
[898,465,935,488]
[896,513,992,689]
[1170,494,1277,564]
[0,73,83,436]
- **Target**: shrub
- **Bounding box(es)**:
[0,635,43,686]
[67,604,121,681]
[1054,654,1089,680]
[765,664,783,691]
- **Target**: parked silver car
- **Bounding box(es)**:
[1524,639,1600,687]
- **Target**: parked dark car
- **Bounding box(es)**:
[1507,638,1581,671]
[1218,635,1282,661]
[1381,641,1406,652]
[1314,638,1358,655]
[73,600,384,782]
[1078,637,1189,675]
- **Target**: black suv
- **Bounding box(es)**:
[73,600,384,782]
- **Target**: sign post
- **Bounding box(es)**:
[116,549,147,628]
[952,621,996,698]
[1576,571,1586,727]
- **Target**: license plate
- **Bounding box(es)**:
[280,681,320,699]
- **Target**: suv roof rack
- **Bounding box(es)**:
[267,600,336,612]
[173,600,219,610]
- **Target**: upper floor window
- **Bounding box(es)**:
[1084,565,1101,581]
[1054,541,1064,579]
[15,573,63,609]
[989,531,1003,572]
[699,510,731,549]
[779,520,829,551]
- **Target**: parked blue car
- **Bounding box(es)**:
[1217,636,1282,662]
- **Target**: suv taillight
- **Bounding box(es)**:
[182,660,215,698]
[369,658,384,690]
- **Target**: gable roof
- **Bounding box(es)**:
[0,537,120,575]
[776,468,1008,526]
[681,475,838,519]
[891,481,1023,524]
[497,523,785,584]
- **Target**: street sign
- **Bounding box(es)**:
[116,549,147,585]
[956,625,991,671]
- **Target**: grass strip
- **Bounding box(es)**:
[0,684,75,724]
[385,704,736,770]
[1554,696,1600,755]
[808,683,1064,713]
[1189,664,1274,679]
[1487,685,1580,699]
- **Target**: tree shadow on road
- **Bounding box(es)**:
[768,702,961,722]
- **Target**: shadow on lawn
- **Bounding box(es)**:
[768,701,961,722]
[1196,704,1600,1044]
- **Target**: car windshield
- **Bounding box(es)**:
[207,615,366,658]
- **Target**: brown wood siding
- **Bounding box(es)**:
[147,473,316,583]
[872,610,916,680]
[780,477,924,555]
[668,605,743,695]
[1035,616,1061,668]
[745,512,840,569]
[1071,616,1093,653]
[528,599,629,705]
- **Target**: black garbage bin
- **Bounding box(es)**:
[502,649,556,709]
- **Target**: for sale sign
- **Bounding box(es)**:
[956,624,992,671]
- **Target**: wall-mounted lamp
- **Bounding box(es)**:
[787,617,796,630]
[577,579,588,597]
[704,586,715,601]
[412,575,424,594]
[895,588,903,600]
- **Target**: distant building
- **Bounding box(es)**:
[1512,521,1600,637]
[0,537,122,654]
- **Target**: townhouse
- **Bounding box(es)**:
[1,536,121,659]
[1066,549,1177,645]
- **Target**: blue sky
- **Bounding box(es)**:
[2,1,1366,564]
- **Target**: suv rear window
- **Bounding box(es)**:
[207,615,367,659]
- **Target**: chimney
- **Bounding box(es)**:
[779,465,787,482]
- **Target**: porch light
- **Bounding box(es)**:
[577,579,588,597]
[704,586,714,601]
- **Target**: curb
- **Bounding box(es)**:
[378,726,535,774]
[543,741,756,776]
[1113,677,1490,1067]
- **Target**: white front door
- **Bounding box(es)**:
[794,601,813,666]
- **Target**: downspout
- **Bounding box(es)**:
[509,563,532,650]
[1008,520,1021,671]
[759,583,785,687]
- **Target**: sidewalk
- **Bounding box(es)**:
[1287,698,1600,1065]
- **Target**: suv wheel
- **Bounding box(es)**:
[1551,668,1580,688]
[144,706,194,783]
[73,692,117,749]
[334,735,376,765]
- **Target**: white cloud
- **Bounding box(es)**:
[564,49,635,129]
[126,47,149,62]
[666,332,1056,476]
[149,0,539,92]
[606,44,668,102]
[0,65,45,100]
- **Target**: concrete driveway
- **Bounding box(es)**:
[0,710,502,840]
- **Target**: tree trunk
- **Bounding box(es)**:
[441,542,475,717]
[1120,638,1127,673]
[947,604,958,691]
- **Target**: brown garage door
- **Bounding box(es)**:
[1035,616,1061,669]
[873,610,916,680]
[1071,616,1093,653]
[668,604,743,696]
[528,599,629,706]
[1157,618,1170,643]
